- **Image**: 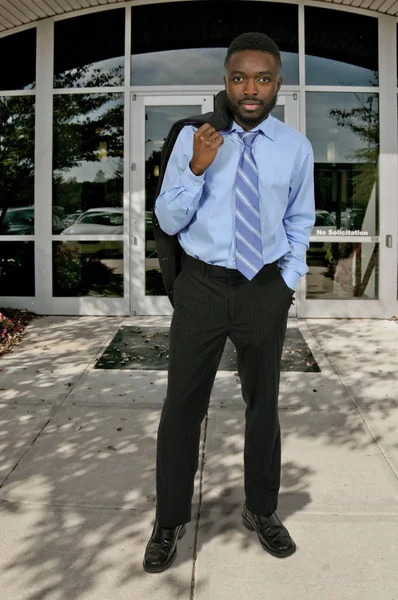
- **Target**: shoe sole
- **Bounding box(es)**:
[242,514,296,558]
[143,525,186,573]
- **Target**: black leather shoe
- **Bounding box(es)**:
[143,522,186,573]
[242,503,296,558]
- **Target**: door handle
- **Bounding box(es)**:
[385,234,392,248]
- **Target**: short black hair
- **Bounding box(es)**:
[224,32,281,69]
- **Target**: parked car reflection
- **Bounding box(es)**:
[314,209,336,227]
[60,208,124,259]
[314,208,366,231]
[0,207,65,235]
[62,210,83,229]
[61,208,123,235]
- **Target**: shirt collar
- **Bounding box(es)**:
[221,115,275,142]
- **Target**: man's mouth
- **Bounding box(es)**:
[240,101,262,111]
[240,100,261,110]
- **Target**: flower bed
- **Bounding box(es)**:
[0,308,37,356]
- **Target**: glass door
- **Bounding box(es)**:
[130,93,300,316]
[130,95,213,315]
[302,92,393,318]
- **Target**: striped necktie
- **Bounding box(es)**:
[235,130,263,280]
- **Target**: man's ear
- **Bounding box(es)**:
[277,76,283,93]
[223,74,227,88]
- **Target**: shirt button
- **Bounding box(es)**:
[233,258,236,263]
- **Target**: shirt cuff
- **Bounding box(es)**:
[280,269,300,292]
[179,164,205,190]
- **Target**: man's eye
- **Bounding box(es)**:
[233,77,244,82]
[259,77,271,83]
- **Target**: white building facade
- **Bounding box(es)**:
[0,0,397,318]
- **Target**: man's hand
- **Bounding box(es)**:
[189,123,224,176]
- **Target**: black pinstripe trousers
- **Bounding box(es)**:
[155,253,292,527]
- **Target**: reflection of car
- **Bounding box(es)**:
[315,210,336,227]
[61,208,123,235]
[1,207,34,234]
[350,208,365,229]
[340,210,353,229]
[52,213,65,233]
[1,207,65,235]
[63,211,83,228]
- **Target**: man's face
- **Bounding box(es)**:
[224,50,283,130]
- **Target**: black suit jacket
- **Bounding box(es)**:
[152,90,233,306]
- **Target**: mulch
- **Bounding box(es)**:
[95,326,321,372]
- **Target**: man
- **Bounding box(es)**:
[143,32,315,573]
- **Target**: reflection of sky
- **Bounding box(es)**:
[145,105,201,161]
[132,48,299,86]
[56,50,376,89]
[306,93,378,164]
[54,158,122,184]
[306,55,377,86]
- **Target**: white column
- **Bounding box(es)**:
[34,19,54,313]
[124,4,132,314]
[378,14,398,314]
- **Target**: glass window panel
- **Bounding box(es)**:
[0,96,35,235]
[0,242,35,296]
[305,8,378,87]
[132,1,298,85]
[306,242,378,299]
[53,241,123,297]
[53,93,124,234]
[0,29,36,91]
[54,10,125,88]
[306,93,379,236]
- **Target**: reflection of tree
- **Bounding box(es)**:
[53,69,124,216]
[54,64,123,90]
[0,64,124,235]
[329,95,378,210]
[53,92,123,174]
[0,96,35,231]
[94,170,107,183]
[326,96,379,297]
[53,244,123,297]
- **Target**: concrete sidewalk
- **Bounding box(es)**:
[0,316,397,600]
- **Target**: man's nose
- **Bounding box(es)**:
[243,79,258,96]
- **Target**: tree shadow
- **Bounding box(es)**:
[0,316,396,598]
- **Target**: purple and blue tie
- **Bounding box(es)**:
[235,131,263,280]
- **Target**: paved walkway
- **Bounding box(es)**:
[0,316,397,600]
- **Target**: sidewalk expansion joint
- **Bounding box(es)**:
[190,412,208,600]
[0,417,51,491]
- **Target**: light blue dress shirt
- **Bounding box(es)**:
[155,115,315,290]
